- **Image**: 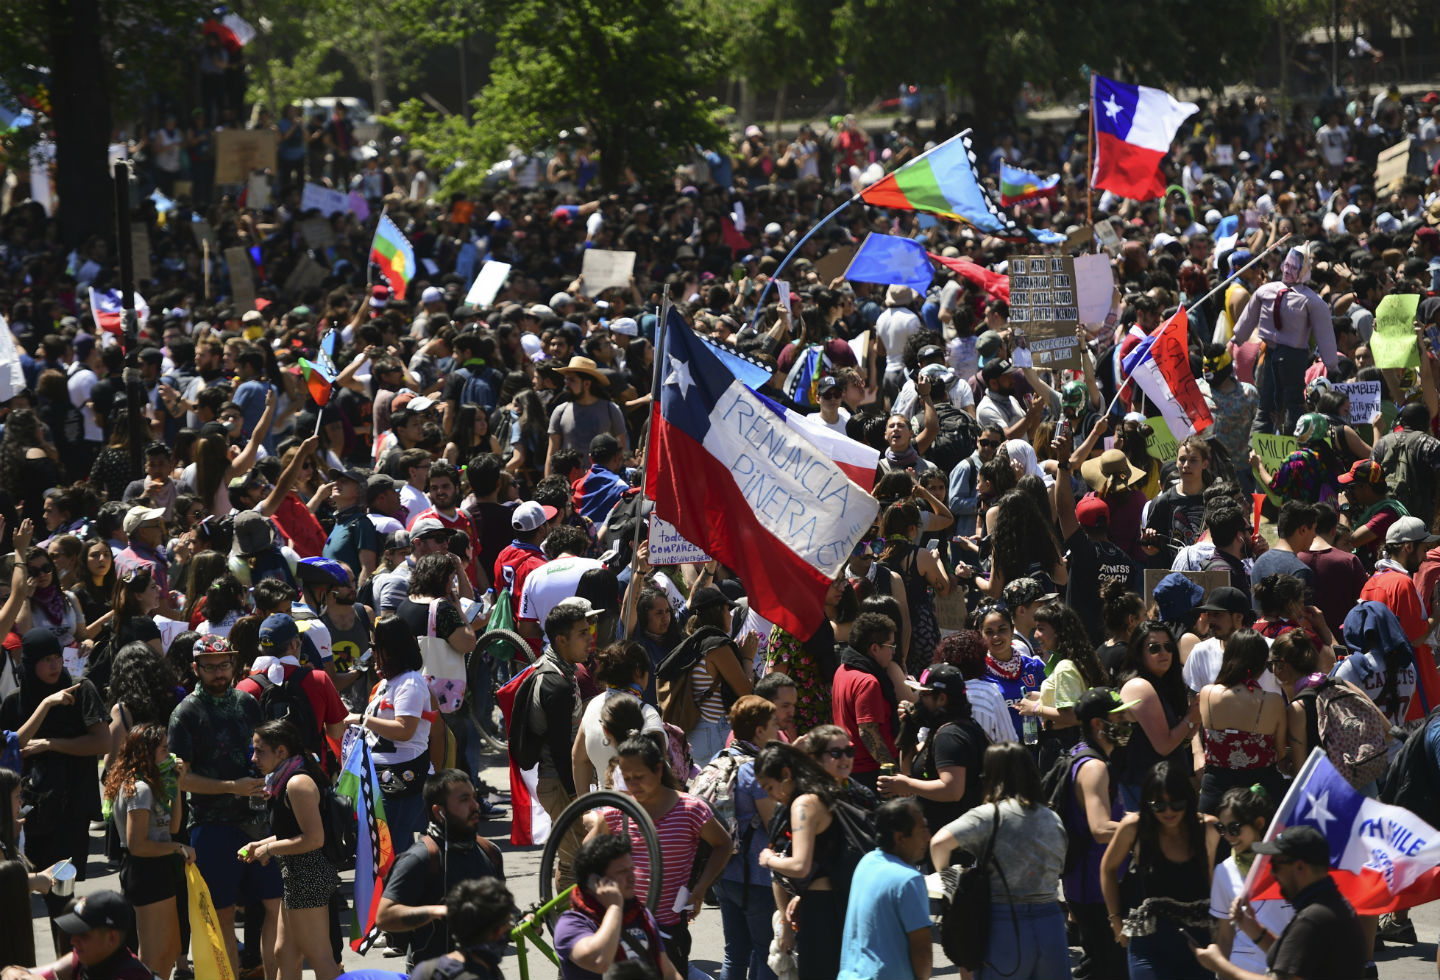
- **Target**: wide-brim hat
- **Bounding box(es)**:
[1080,448,1147,492]
[557,355,610,387]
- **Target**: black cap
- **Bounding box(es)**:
[916,663,964,693]
[689,585,731,612]
[816,375,842,396]
[1074,687,1140,725]
[56,890,135,935]
[366,473,400,502]
[327,466,368,485]
[1251,825,1330,867]
[1193,586,1251,616]
[917,344,946,364]
[981,358,1017,382]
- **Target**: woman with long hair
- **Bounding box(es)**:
[74,537,116,625]
[0,766,63,895]
[346,614,432,853]
[240,719,342,980]
[930,743,1070,979]
[973,602,1045,740]
[0,409,61,527]
[1019,601,1111,768]
[102,723,191,979]
[187,387,276,516]
[16,545,102,649]
[797,723,879,811]
[877,500,950,676]
[1196,630,1287,812]
[755,742,847,980]
[977,488,1064,597]
[504,388,550,477]
[195,574,249,639]
[574,647,664,792]
[0,858,35,970]
[45,534,83,590]
[105,641,181,761]
[88,410,138,502]
[676,586,755,764]
[1252,572,1337,664]
[1207,785,1295,976]
[1101,761,1217,980]
[445,403,501,465]
[763,574,859,734]
[1114,622,1200,810]
[182,551,234,624]
[1098,581,1145,676]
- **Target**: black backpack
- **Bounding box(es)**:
[825,798,878,893]
[925,402,981,473]
[1379,707,1440,828]
[1041,744,1106,873]
[319,782,358,872]
[253,667,326,765]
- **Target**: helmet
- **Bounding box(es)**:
[1305,375,1333,400]
[297,556,351,587]
[1061,380,1089,410]
[1293,412,1330,445]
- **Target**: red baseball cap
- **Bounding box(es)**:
[1337,459,1384,486]
[1075,494,1111,527]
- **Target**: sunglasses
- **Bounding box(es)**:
[1216,821,1249,837]
[1146,641,1177,654]
[27,565,52,576]
[977,438,1002,448]
[851,538,885,558]
[825,745,857,759]
[1147,799,1189,813]
[819,388,842,399]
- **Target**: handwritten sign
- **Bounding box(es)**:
[580,249,636,297]
[1008,255,1080,370]
[214,129,278,184]
[300,182,349,217]
[648,516,709,566]
[1372,293,1421,370]
[465,260,511,308]
[1145,416,1179,461]
[1336,380,1382,426]
[225,247,255,313]
[1375,139,1410,196]
[1252,432,1298,477]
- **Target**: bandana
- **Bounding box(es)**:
[264,753,305,799]
[986,651,1023,681]
[568,889,664,969]
[31,584,67,631]
[885,444,920,469]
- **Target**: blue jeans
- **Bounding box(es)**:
[715,878,777,980]
[977,901,1071,980]
[690,718,730,767]
[1127,921,1209,980]
[383,790,427,854]
[1253,343,1307,435]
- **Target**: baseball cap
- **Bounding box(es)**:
[410,516,450,539]
[555,596,604,619]
[366,473,400,503]
[1336,459,1385,487]
[1074,687,1141,725]
[917,344,946,364]
[1385,516,1440,546]
[512,500,559,532]
[975,330,1005,360]
[1251,825,1330,867]
[980,358,1017,383]
[609,316,639,337]
[918,363,956,387]
[228,470,265,492]
[549,291,575,309]
[916,663,964,693]
[326,466,368,485]
[1002,576,1057,609]
[526,304,555,319]
[689,585,732,613]
[1193,586,1252,616]
[56,891,135,936]
[1075,495,1111,528]
[258,613,299,650]
[384,530,412,552]
[421,286,445,306]
[763,222,783,237]
[816,375,842,397]
[121,506,166,536]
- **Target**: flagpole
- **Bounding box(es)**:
[1086,74,1096,231]
[631,298,671,566]
[1103,232,1293,416]
[313,326,328,439]
[752,127,973,318]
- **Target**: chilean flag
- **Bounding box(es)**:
[1091,74,1197,201]
[88,287,149,335]
[756,391,879,492]
[1120,306,1212,437]
[646,314,877,639]
[1247,749,1440,915]
[928,252,1010,302]
[497,664,551,847]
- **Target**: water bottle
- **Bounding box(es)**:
[247,762,267,816]
[1023,713,1039,746]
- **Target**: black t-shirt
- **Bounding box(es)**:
[1098,640,1128,678]
[383,833,501,967]
[1268,877,1366,980]
[1065,529,1142,645]
[913,718,987,830]
[0,679,107,822]
[396,597,466,642]
[167,689,263,826]
[1146,486,1206,552]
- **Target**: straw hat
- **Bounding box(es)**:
[1080,448,1147,492]
[556,355,610,387]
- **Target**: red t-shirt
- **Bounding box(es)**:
[237,663,347,750]
[831,664,895,775]
[493,543,547,609]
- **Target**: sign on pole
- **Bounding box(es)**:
[214,130,278,185]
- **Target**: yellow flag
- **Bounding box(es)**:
[185,863,237,980]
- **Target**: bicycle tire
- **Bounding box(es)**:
[469,628,530,750]
[539,790,663,918]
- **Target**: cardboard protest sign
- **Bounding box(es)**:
[465,260,511,308]
[282,255,326,298]
[580,249,636,297]
[300,217,335,250]
[1251,431,1298,497]
[1375,139,1410,196]
[1143,568,1229,603]
[1095,219,1123,256]
[1336,380,1382,426]
[246,173,271,210]
[131,229,152,282]
[224,247,255,313]
[214,129,278,184]
[648,516,709,566]
[813,244,858,283]
[1066,224,1094,251]
[190,218,220,253]
[1145,416,1179,461]
[1074,253,1118,332]
[1371,293,1420,369]
[300,182,349,217]
[1008,255,1080,370]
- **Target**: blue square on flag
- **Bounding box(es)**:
[1094,77,1140,141]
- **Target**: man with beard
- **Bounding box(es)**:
[407,459,480,589]
[314,559,374,711]
[1181,587,1281,695]
[377,769,506,972]
[1194,825,1364,980]
[876,663,986,831]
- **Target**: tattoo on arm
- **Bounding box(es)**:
[858,723,895,766]
[400,907,434,928]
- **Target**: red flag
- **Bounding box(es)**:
[719,216,750,253]
[928,252,1010,301]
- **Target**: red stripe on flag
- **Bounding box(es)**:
[1093,131,1169,201]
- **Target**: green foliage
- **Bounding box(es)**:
[704,0,841,89]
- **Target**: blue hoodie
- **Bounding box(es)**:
[1333,600,1420,724]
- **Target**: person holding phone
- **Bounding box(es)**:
[554,834,682,980]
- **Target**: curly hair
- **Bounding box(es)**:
[991,489,1060,585]
[1034,601,1108,688]
[102,724,170,807]
[934,630,988,680]
[0,410,45,500]
[107,642,179,725]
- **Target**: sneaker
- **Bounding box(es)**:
[1377,912,1417,944]
[479,798,507,819]
[382,946,406,958]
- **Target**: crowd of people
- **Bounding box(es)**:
[2,53,1440,980]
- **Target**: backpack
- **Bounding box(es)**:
[925,402,981,473]
[1379,707,1440,827]
[455,366,497,413]
[501,663,545,770]
[1297,678,1392,790]
[253,667,328,767]
[1041,744,1106,873]
[319,782,358,872]
[1382,430,1437,526]
[654,627,732,734]
[824,798,878,893]
[690,746,754,841]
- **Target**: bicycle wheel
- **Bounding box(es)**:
[538,790,663,917]
[470,628,529,750]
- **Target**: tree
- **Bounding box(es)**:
[702,0,841,125]
[392,0,728,193]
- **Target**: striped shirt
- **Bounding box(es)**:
[603,794,713,925]
[690,657,728,723]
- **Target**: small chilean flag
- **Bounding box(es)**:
[1121,307,1212,437]
[88,287,149,335]
[1091,74,1197,201]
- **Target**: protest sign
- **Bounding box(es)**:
[300,217,336,250]
[131,229,152,282]
[347,191,370,222]
[301,182,349,217]
[1252,432,1298,475]
[1145,416,1179,461]
[1075,252,1118,331]
[246,173,271,210]
[1008,255,1080,370]
[776,279,791,314]
[190,218,220,254]
[0,317,25,403]
[1144,569,1229,603]
[648,516,709,566]
[813,244,858,283]
[1065,224,1094,251]
[1371,293,1420,369]
[283,255,326,297]
[465,260,511,308]
[1375,139,1410,196]
[1336,380,1382,426]
[580,249,636,297]
[1095,219,1123,256]
[225,247,255,313]
[214,129,278,184]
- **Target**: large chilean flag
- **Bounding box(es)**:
[1091,74,1197,201]
[646,315,878,639]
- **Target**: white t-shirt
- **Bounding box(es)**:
[1210,856,1295,975]
[368,513,404,537]
[875,307,922,374]
[67,366,102,442]
[367,669,432,763]
[580,689,665,790]
[399,484,429,521]
[1182,636,1282,696]
[519,555,605,625]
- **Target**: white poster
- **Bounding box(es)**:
[465,260,511,308]
[301,182,349,217]
[1337,380,1382,426]
[0,316,27,402]
[580,249,637,297]
[648,516,709,566]
[247,173,271,210]
[1074,252,1118,330]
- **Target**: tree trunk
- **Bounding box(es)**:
[49,0,114,248]
[738,76,756,127]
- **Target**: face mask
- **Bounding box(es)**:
[1102,720,1133,747]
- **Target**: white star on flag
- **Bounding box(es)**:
[1103,95,1123,119]
[1304,789,1335,833]
[665,354,694,398]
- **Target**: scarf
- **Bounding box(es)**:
[1233,849,1256,879]
[987,651,1023,681]
[1374,557,1409,577]
[32,584,67,628]
[885,444,920,469]
[568,889,663,969]
[837,643,899,725]
[252,654,300,685]
[264,753,305,799]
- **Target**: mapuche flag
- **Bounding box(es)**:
[369,213,416,301]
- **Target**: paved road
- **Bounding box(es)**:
[31,741,1436,978]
